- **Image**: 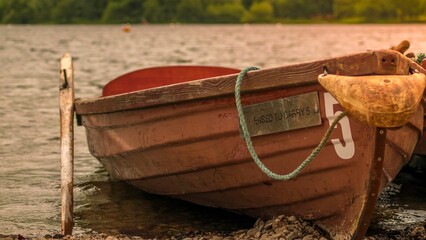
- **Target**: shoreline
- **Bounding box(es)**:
[4,216,425,240]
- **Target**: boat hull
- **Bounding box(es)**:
[75,50,424,239]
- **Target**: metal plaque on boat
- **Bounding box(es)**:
[242,92,322,137]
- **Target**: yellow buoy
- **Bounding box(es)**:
[318,73,426,127]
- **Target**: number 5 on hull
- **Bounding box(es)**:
[324,92,355,160]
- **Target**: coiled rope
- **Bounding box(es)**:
[235,67,348,180]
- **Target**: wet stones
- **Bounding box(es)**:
[364,223,426,240]
[34,215,330,240]
[30,217,426,240]
[222,215,328,240]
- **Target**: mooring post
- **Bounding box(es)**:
[59,53,74,235]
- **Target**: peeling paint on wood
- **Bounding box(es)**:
[59,53,74,236]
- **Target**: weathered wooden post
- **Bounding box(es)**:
[59,53,74,235]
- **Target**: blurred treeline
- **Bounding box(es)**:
[1,0,425,24]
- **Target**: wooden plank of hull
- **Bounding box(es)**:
[75,50,423,239]
[79,91,422,239]
[91,112,419,207]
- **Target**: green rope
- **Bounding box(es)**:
[235,67,348,180]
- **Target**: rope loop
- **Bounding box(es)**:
[235,67,348,181]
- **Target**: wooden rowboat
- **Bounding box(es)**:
[73,49,425,239]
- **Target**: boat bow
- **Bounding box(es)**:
[318,73,426,127]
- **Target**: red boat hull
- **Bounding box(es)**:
[75,50,424,239]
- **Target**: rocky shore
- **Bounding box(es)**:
[6,215,425,240]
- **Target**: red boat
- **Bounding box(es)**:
[71,49,425,239]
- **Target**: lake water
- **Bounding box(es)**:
[0,24,425,238]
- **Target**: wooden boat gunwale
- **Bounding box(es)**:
[102,65,241,97]
[75,49,413,115]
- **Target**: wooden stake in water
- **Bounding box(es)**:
[59,53,74,235]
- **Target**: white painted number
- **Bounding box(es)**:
[324,93,355,159]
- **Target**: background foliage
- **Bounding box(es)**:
[1,0,426,24]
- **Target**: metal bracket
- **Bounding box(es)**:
[60,69,68,90]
